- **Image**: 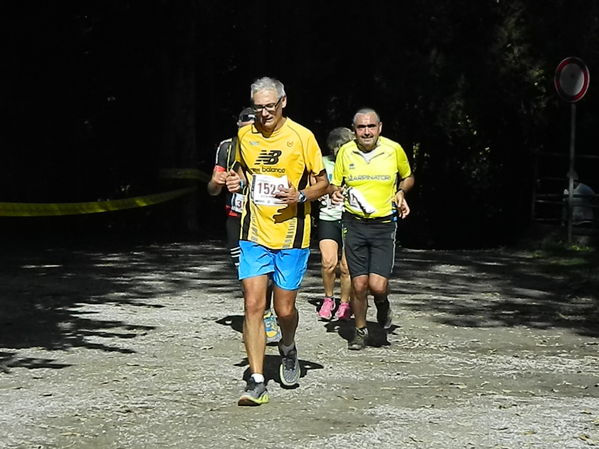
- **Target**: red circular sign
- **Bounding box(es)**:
[554,57,590,102]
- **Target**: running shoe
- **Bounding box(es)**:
[348,327,368,350]
[263,309,281,343]
[375,299,393,330]
[318,296,335,320]
[334,302,352,320]
[278,343,300,386]
[238,378,269,406]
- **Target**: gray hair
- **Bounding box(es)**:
[326,127,354,155]
[352,108,381,125]
[250,77,286,99]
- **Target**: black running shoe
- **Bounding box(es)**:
[348,327,368,350]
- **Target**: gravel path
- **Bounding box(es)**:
[1,241,598,448]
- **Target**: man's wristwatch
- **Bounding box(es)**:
[298,191,307,203]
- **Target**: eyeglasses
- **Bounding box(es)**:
[252,96,283,113]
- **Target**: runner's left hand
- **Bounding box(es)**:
[274,180,299,204]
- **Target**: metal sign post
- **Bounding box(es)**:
[554,57,590,244]
[568,103,576,244]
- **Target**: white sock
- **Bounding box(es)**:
[251,373,265,384]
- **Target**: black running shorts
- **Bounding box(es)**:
[342,213,397,278]
[317,219,343,246]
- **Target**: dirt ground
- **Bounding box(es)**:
[1,237,598,449]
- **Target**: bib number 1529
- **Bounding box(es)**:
[252,174,288,206]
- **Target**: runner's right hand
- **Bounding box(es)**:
[331,187,344,205]
[226,170,241,193]
[211,168,227,186]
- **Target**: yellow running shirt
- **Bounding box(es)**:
[235,118,325,249]
[331,136,412,219]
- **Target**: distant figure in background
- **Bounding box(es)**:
[208,107,255,266]
[563,172,595,226]
[317,127,354,321]
[207,107,281,345]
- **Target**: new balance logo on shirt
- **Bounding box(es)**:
[255,149,282,165]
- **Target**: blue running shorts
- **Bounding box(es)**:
[238,241,310,291]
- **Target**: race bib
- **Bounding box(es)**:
[321,195,344,211]
[251,174,288,206]
[230,192,244,213]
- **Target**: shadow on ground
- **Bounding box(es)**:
[2,236,597,373]
[394,247,599,337]
[0,236,238,371]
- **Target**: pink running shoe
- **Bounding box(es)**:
[334,302,352,320]
[318,297,335,320]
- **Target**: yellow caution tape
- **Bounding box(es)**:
[0,186,197,217]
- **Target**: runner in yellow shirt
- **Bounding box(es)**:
[330,108,414,350]
[226,77,328,405]
[207,107,281,344]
